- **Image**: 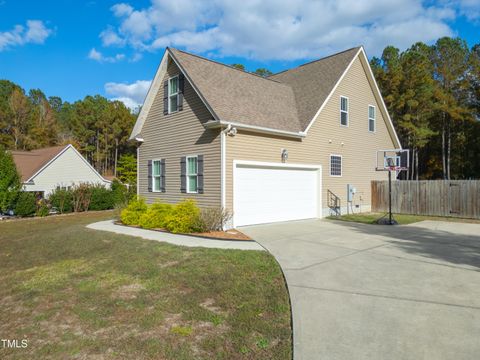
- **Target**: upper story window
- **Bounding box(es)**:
[340,96,348,126]
[330,155,342,177]
[168,76,179,113]
[368,105,376,132]
[152,160,162,192]
[186,156,198,193]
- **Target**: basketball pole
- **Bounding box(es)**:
[388,169,392,224]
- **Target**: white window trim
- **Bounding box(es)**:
[168,75,179,114]
[186,155,198,194]
[340,96,349,127]
[330,154,343,177]
[152,159,162,192]
[368,104,376,133]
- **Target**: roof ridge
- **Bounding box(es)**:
[269,46,362,77]
[169,47,285,85]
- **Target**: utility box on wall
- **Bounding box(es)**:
[347,184,356,203]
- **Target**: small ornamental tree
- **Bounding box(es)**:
[0,147,21,213]
[116,154,137,187]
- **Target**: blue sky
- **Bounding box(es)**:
[0,0,479,109]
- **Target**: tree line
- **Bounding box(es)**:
[371,37,480,180]
[0,80,137,176]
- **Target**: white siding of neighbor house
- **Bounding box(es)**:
[23,146,110,196]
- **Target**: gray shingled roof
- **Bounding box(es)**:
[169,47,360,133]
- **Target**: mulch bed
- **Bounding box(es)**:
[113,221,252,241]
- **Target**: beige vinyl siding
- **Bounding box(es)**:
[226,55,395,213]
[138,59,221,207]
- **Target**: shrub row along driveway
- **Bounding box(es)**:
[243,219,480,360]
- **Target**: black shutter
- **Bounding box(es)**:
[197,155,204,194]
[147,160,152,192]
[160,159,166,192]
[163,80,168,115]
[178,74,185,111]
[180,156,186,193]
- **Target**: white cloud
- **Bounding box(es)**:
[98,0,463,60]
[100,26,125,46]
[111,3,134,17]
[456,0,480,21]
[88,48,125,63]
[104,80,151,109]
[0,20,52,51]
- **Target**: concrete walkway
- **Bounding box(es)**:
[87,220,264,251]
[242,219,480,360]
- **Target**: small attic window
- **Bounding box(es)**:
[168,76,179,113]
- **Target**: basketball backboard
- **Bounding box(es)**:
[375,149,409,171]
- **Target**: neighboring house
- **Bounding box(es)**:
[130,46,401,227]
[12,144,111,197]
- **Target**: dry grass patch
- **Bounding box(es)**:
[0,212,291,360]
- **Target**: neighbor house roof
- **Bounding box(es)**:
[11,145,67,182]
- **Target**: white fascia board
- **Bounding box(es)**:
[205,120,306,139]
[359,48,402,149]
[129,50,170,140]
[304,47,362,134]
[25,145,70,183]
[129,48,218,141]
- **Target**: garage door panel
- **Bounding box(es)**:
[234,164,320,226]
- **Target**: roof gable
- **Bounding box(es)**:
[130,46,401,147]
[270,47,360,130]
[12,145,67,182]
[169,48,301,132]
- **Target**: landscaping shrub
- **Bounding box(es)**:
[72,183,93,212]
[111,179,135,207]
[36,199,50,217]
[163,199,202,234]
[49,188,73,213]
[199,207,233,231]
[138,202,174,229]
[15,192,36,217]
[120,197,148,225]
[89,185,115,211]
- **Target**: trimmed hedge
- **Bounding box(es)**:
[120,198,148,225]
[120,199,231,234]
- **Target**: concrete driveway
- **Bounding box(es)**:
[242,219,480,360]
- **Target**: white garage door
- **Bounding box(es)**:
[233,162,321,227]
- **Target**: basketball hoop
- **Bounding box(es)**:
[375,149,410,225]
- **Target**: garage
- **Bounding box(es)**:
[233,161,322,227]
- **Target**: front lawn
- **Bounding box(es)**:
[327,212,480,225]
[0,212,291,359]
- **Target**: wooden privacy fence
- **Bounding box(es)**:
[371,180,480,219]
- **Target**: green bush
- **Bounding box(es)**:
[111,179,135,207]
[15,192,36,217]
[138,202,174,229]
[36,200,50,217]
[163,199,202,234]
[0,148,21,213]
[120,197,148,225]
[89,185,115,211]
[49,188,73,213]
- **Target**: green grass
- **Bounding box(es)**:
[327,212,480,225]
[0,212,291,360]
